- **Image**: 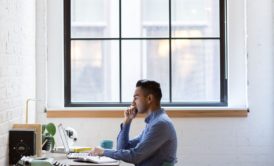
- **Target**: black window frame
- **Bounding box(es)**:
[64,0,227,107]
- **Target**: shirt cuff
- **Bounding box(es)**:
[103,149,116,158]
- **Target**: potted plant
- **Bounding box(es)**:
[42,123,56,151]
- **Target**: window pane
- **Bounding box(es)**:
[172,40,220,102]
[122,0,169,37]
[71,40,119,102]
[142,26,169,38]
[172,0,220,37]
[71,0,119,38]
[122,40,169,102]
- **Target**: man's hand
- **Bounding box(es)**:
[124,105,137,125]
[89,147,104,156]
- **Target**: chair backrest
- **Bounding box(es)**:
[162,162,174,166]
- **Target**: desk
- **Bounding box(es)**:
[46,153,120,166]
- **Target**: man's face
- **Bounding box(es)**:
[132,87,149,114]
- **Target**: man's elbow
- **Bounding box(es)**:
[126,153,145,164]
[117,143,131,150]
[132,158,144,165]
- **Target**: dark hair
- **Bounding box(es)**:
[136,79,162,101]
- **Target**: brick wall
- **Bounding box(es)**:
[0,0,36,165]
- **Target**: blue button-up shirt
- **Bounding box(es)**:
[104,108,177,166]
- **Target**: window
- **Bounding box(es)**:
[64,0,227,107]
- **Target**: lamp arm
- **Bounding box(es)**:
[25,98,44,124]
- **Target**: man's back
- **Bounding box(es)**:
[136,109,177,166]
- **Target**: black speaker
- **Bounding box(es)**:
[9,129,36,164]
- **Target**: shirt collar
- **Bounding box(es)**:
[145,108,164,123]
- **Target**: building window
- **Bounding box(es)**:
[64,0,227,107]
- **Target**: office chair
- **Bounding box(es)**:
[162,162,174,166]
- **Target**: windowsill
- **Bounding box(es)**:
[46,107,249,118]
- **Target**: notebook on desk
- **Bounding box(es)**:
[74,156,117,164]
[58,123,118,164]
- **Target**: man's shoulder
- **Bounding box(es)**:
[158,111,173,122]
[152,114,174,128]
[149,118,176,138]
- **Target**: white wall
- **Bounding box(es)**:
[0,0,36,165]
[37,0,274,166]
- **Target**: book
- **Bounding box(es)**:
[72,147,92,153]
[53,146,92,153]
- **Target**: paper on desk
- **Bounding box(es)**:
[79,156,117,164]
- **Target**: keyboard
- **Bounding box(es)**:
[67,152,89,159]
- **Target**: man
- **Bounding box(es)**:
[91,80,177,165]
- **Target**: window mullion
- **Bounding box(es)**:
[119,0,122,103]
[169,0,172,103]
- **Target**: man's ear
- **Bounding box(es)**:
[147,94,153,104]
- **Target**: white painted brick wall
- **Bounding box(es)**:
[0,0,36,165]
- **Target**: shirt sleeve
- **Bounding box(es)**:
[116,123,143,150]
[104,121,170,164]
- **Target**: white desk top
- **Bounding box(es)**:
[46,153,120,166]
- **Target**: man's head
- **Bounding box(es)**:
[132,79,162,114]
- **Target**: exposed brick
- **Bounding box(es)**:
[0,134,8,146]
[0,88,7,100]
[0,111,8,123]
[0,122,9,135]
[0,0,36,163]
[0,157,8,166]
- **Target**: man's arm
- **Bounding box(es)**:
[103,122,170,164]
[91,105,143,157]
[116,105,138,149]
[117,123,143,150]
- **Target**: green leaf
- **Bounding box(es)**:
[42,136,54,151]
[42,124,46,134]
[51,137,55,149]
[46,123,56,136]
[42,134,46,142]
